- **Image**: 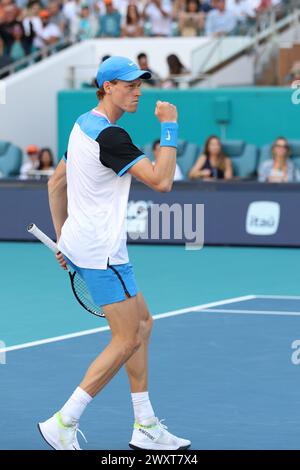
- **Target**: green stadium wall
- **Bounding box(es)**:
[58,87,300,157]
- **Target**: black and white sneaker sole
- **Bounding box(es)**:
[129,443,191,450]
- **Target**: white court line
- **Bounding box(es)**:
[255,295,300,300]
[201,308,300,317]
[0,294,255,354]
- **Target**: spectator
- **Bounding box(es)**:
[178,0,205,36]
[19,144,39,179]
[189,135,233,180]
[152,139,184,180]
[137,51,160,86]
[62,0,81,37]
[22,0,42,48]
[0,3,22,55]
[121,3,143,37]
[34,147,55,178]
[70,4,98,41]
[34,9,62,50]
[258,137,300,183]
[143,0,173,37]
[96,0,133,18]
[162,53,189,88]
[226,0,256,18]
[99,0,121,37]
[226,0,256,33]
[8,21,34,62]
[47,0,66,36]
[205,0,237,36]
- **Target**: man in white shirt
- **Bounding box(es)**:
[34,9,62,49]
[205,0,237,36]
[38,56,191,451]
[19,144,39,180]
[143,0,173,36]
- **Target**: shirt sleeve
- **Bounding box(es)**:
[97,126,145,176]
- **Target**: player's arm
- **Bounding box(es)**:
[129,100,178,192]
[48,157,67,241]
[128,147,176,192]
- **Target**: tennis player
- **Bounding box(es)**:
[38,56,191,451]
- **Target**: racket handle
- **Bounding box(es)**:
[27,223,59,254]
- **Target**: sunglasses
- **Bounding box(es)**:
[274,144,289,149]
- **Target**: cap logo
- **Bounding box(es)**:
[128,62,134,66]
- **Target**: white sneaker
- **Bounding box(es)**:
[38,412,86,450]
[129,418,191,450]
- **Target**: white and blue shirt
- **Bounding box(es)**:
[58,109,146,269]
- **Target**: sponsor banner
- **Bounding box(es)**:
[1,180,300,246]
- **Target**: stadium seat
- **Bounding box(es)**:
[221,140,258,178]
[141,139,199,179]
[259,140,300,171]
[0,141,23,177]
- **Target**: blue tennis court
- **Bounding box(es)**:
[1,243,300,451]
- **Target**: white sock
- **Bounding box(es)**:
[60,387,92,425]
[131,391,155,426]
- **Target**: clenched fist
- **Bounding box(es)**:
[155,100,177,123]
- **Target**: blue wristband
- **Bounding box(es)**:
[160,122,178,148]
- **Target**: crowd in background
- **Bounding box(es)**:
[18,135,300,183]
[0,0,286,70]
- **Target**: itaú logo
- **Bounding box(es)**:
[246,201,280,236]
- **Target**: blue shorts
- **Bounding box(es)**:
[65,257,138,307]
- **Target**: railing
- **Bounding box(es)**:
[0,39,72,79]
[191,2,300,79]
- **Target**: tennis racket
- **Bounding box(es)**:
[27,223,105,318]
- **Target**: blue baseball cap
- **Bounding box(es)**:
[96,56,152,87]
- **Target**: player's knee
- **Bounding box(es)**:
[122,335,142,359]
[139,315,153,340]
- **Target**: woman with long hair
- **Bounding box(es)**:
[121,3,144,37]
[189,135,233,180]
[258,137,300,182]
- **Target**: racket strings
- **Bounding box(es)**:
[71,271,105,317]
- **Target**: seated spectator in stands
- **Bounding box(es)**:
[22,0,42,49]
[8,22,33,62]
[96,0,134,18]
[137,52,160,86]
[258,137,300,183]
[70,4,98,41]
[189,135,233,180]
[34,147,55,178]
[205,0,237,36]
[178,0,205,36]
[99,0,121,37]
[143,0,173,37]
[152,139,183,180]
[162,53,189,88]
[0,3,22,55]
[121,3,143,37]
[48,0,66,36]
[19,144,39,179]
[34,9,62,50]
[226,0,256,33]
[62,0,81,25]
